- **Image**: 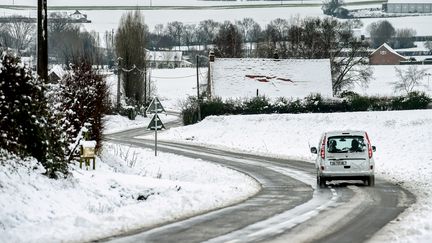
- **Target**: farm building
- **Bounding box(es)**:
[208,56,333,100]
[383,0,432,13]
[369,43,408,65]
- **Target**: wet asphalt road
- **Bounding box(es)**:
[101,118,415,243]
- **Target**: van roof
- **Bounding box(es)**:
[324,130,366,137]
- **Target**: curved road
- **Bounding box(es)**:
[102,118,415,243]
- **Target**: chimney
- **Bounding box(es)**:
[209,50,215,62]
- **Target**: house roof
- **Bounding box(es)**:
[370,43,407,59]
[211,58,333,99]
[48,65,66,79]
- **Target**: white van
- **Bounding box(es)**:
[310,130,376,188]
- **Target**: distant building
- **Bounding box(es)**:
[146,50,192,68]
[383,0,432,13]
[208,55,333,99]
[48,65,67,83]
[369,43,408,65]
[70,10,88,20]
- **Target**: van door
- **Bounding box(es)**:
[325,136,369,173]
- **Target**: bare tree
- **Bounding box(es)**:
[181,24,197,51]
[115,10,148,106]
[235,18,261,56]
[284,17,372,95]
[367,20,395,48]
[0,23,14,48]
[48,20,74,64]
[394,28,416,49]
[197,19,220,50]
[104,29,115,67]
[166,21,184,50]
[4,17,36,54]
[150,24,164,50]
[393,66,427,94]
[49,24,100,66]
[214,21,243,58]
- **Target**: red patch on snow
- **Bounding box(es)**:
[246,75,266,79]
[246,74,294,83]
[276,77,293,82]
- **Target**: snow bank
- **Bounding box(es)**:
[157,109,432,242]
[0,145,260,242]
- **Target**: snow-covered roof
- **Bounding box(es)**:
[211,58,333,99]
[387,0,432,3]
[79,140,97,148]
[70,10,86,19]
[370,43,407,59]
[48,65,66,78]
[146,50,183,62]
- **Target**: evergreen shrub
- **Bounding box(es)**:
[180,92,431,125]
[391,91,431,110]
[243,95,273,114]
[0,53,67,177]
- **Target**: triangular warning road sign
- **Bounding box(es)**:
[146,97,166,114]
[147,114,166,130]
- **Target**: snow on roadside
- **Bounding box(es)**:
[103,114,178,134]
[155,110,432,242]
[0,143,260,242]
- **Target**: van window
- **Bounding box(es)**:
[327,136,366,153]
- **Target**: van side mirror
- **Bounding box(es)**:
[372,146,376,152]
[310,147,318,154]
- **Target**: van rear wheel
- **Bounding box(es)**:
[317,176,326,188]
[366,175,375,187]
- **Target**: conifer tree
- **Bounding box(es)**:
[0,52,66,177]
[59,62,109,152]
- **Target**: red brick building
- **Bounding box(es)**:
[369,43,408,65]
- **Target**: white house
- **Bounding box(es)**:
[70,10,87,20]
[146,50,192,69]
[208,57,333,100]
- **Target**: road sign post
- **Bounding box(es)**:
[146,97,166,156]
[155,98,157,156]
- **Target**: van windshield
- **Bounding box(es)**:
[327,136,366,153]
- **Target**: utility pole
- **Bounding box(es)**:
[117,57,122,111]
[196,55,201,122]
[37,0,48,82]
[144,63,147,117]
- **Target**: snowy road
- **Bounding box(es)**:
[103,119,414,243]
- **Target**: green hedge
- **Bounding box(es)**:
[182,92,431,125]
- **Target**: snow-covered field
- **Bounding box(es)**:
[353,65,432,97]
[3,0,432,38]
[105,68,200,111]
